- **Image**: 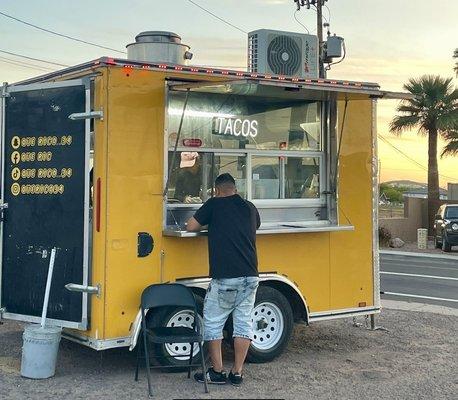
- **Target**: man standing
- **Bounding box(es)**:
[186,173,261,386]
[174,152,202,203]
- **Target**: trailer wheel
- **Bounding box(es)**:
[246,286,294,363]
[145,296,206,369]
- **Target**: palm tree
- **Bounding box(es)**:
[454,48,458,76]
[390,75,458,233]
[441,128,458,157]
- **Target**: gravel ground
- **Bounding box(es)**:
[1,309,457,400]
[381,240,458,255]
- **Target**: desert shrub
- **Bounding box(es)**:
[379,226,392,247]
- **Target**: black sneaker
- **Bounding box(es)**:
[228,371,243,386]
[194,368,227,385]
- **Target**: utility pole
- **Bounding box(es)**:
[294,1,327,78]
[315,1,325,78]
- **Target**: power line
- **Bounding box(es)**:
[378,135,428,171]
[378,134,458,181]
[293,10,310,33]
[185,0,247,34]
[0,56,57,72]
[324,4,331,24]
[311,3,328,23]
[0,59,50,72]
[0,49,69,67]
[0,11,126,54]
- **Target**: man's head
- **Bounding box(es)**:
[215,173,237,197]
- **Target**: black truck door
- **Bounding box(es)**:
[1,80,90,329]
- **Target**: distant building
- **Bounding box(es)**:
[448,183,458,201]
[379,192,389,205]
[403,188,448,200]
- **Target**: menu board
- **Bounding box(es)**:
[2,83,87,324]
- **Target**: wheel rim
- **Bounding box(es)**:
[164,310,202,360]
[251,302,284,351]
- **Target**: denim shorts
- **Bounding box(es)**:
[203,276,259,341]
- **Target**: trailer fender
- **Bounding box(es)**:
[128,274,308,350]
[259,274,309,324]
[129,309,143,351]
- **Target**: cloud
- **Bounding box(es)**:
[329,56,455,91]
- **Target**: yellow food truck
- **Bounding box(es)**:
[0,44,405,366]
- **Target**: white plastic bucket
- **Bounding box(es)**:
[21,324,62,379]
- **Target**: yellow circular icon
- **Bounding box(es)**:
[11,136,21,150]
[11,167,21,181]
[11,183,21,196]
[11,151,20,165]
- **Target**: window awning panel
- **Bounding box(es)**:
[168,79,411,101]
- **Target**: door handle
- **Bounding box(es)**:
[65,283,101,298]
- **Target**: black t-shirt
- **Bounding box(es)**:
[193,194,261,279]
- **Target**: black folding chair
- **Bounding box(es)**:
[134,283,209,397]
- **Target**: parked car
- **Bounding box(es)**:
[434,204,458,252]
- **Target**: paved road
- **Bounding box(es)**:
[380,251,458,309]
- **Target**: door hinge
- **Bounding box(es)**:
[0,202,8,222]
[1,82,9,98]
[68,110,103,121]
[65,283,101,298]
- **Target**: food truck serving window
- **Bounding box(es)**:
[167,91,321,152]
[164,81,342,234]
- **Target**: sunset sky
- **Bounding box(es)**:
[1,0,457,186]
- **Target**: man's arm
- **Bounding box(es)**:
[186,199,212,231]
[248,201,261,229]
[186,217,203,232]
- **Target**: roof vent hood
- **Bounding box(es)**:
[126,31,193,65]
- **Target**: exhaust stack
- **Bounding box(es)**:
[126,31,193,65]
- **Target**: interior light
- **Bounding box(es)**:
[168,109,236,119]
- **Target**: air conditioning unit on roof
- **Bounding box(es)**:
[248,29,318,78]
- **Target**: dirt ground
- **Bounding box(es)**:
[1,308,457,400]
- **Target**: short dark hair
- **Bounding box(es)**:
[215,173,236,190]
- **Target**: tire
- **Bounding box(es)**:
[246,286,294,363]
[145,295,206,369]
[442,235,452,252]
